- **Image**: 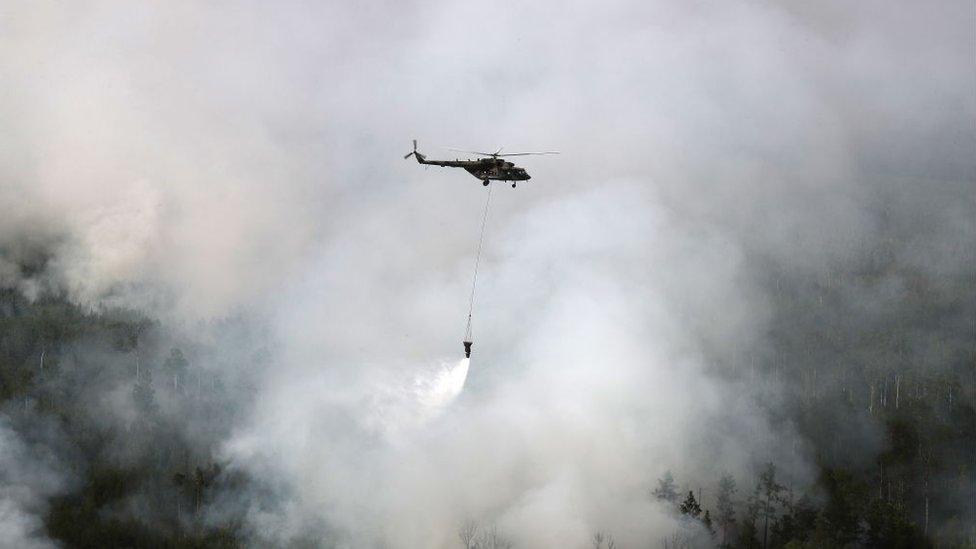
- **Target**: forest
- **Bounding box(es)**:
[1,287,256,547]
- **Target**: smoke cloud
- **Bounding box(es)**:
[0,419,69,549]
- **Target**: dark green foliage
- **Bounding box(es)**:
[738,512,761,549]
[770,495,816,548]
[864,497,926,548]
[820,469,868,546]
[679,490,702,519]
[738,482,762,549]
[0,290,253,547]
[757,463,784,549]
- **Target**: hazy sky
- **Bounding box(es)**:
[1,1,973,547]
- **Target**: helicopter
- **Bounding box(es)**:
[404,140,558,188]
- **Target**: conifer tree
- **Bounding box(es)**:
[758,463,784,549]
[679,490,702,519]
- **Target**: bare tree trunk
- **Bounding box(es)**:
[813,366,818,400]
[922,451,931,536]
[459,521,478,549]
[882,375,888,407]
[879,462,884,499]
[762,498,770,549]
[895,374,900,409]
[924,492,929,536]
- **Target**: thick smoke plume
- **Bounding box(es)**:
[1,0,973,547]
[0,419,68,549]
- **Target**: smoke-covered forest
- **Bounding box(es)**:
[3,195,973,547]
[2,1,974,547]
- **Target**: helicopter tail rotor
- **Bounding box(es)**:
[404,139,426,162]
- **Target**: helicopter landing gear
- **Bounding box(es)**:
[512,182,517,188]
[482,179,490,186]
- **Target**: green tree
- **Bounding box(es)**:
[772,493,818,547]
[739,482,762,549]
[679,490,702,519]
[864,497,923,548]
[816,469,865,547]
[758,462,784,549]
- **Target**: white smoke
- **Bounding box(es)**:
[0,1,324,317]
[0,420,67,549]
[219,181,788,547]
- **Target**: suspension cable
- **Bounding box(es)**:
[464,183,494,342]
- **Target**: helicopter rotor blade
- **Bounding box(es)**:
[448,148,560,157]
[447,148,496,156]
[495,151,561,157]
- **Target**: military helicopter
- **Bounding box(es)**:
[404,140,558,188]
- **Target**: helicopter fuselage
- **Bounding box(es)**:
[415,154,530,182]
